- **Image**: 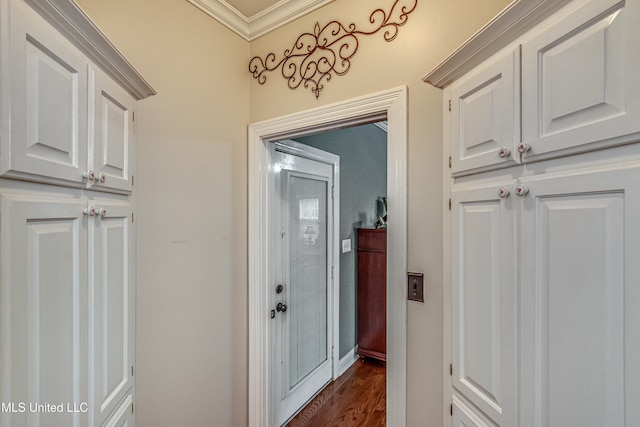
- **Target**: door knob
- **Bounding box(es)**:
[518,142,532,153]
[276,284,284,294]
[498,187,510,198]
[83,170,96,181]
[276,302,287,313]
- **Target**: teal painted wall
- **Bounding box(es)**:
[296,123,387,358]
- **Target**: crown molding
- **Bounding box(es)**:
[423,0,568,88]
[187,0,335,41]
[23,0,156,99]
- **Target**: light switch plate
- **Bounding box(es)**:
[341,239,351,253]
[408,272,424,302]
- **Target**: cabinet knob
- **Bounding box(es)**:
[98,207,107,217]
[498,187,510,198]
[515,185,529,197]
[98,173,107,183]
[276,302,287,313]
[83,206,96,216]
[498,147,511,158]
[82,170,96,181]
[518,142,532,153]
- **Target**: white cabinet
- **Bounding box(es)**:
[427,0,640,425]
[449,48,520,175]
[2,0,138,193]
[521,0,640,161]
[0,193,89,427]
[89,200,134,426]
[0,1,153,426]
[518,164,640,426]
[451,183,517,426]
[0,190,135,427]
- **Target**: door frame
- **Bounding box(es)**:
[248,86,408,426]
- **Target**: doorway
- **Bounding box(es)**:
[248,86,408,427]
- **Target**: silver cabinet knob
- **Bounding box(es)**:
[498,147,511,158]
[98,173,107,183]
[498,187,510,198]
[98,207,107,217]
[83,206,96,216]
[515,185,529,197]
[518,142,532,153]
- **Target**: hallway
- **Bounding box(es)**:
[287,360,386,427]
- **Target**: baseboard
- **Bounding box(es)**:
[337,346,359,377]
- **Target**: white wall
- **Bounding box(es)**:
[76,0,511,425]
[75,0,250,425]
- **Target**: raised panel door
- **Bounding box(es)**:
[0,192,88,427]
[4,2,88,186]
[101,395,134,427]
[449,47,520,175]
[90,68,135,193]
[452,395,498,427]
[519,164,640,426]
[521,0,640,160]
[451,182,517,426]
[89,201,134,426]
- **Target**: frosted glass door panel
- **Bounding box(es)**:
[286,174,328,389]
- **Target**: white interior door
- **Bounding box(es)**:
[271,142,337,426]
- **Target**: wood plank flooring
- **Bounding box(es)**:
[286,359,386,427]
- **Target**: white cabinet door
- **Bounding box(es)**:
[521,0,640,161]
[90,69,135,193]
[452,395,497,427]
[4,2,88,185]
[451,182,518,426]
[89,201,134,426]
[518,163,640,427]
[0,192,88,427]
[449,48,520,175]
[102,395,134,427]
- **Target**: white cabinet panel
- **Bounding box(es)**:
[89,201,134,426]
[452,395,497,427]
[91,69,135,192]
[449,48,520,175]
[522,0,640,160]
[451,183,517,426]
[519,164,640,427]
[0,193,88,427]
[4,2,88,185]
[102,395,134,427]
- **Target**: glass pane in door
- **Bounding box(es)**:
[287,174,328,390]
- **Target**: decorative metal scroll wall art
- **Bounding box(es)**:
[249,0,418,99]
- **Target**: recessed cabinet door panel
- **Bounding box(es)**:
[452,395,498,427]
[522,0,640,160]
[101,395,134,427]
[5,3,88,185]
[91,69,135,193]
[451,183,517,426]
[519,164,640,427]
[90,202,134,426]
[449,48,520,175]
[0,193,88,427]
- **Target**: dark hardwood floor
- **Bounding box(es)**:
[286,359,386,427]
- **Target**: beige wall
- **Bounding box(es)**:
[76,0,510,425]
[75,0,250,425]
[249,0,510,425]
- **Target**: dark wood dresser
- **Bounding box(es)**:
[356,228,386,362]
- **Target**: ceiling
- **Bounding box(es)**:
[187,0,335,41]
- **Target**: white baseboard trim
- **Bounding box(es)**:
[337,346,359,377]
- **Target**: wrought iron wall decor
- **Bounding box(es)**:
[249,0,418,99]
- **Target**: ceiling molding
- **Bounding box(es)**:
[423,0,568,88]
[187,0,335,41]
